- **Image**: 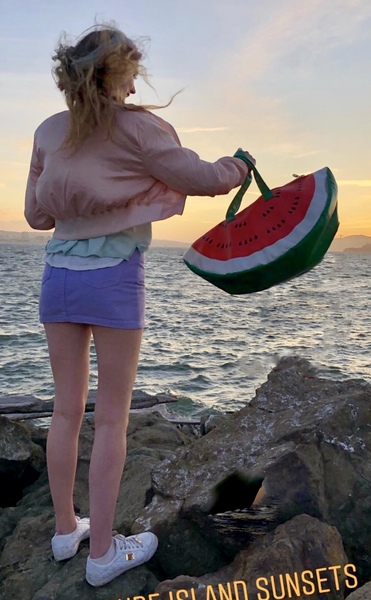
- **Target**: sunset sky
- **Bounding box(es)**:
[1,0,370,242]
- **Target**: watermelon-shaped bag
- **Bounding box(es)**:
[183,151,339,295]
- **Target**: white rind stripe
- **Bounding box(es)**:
[184,168,329,275]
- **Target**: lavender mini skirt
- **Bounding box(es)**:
[39,250,145,329]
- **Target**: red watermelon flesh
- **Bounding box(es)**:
[194,174,316,260]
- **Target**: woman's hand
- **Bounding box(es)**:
[236,148,256,169]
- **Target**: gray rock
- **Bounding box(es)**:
[347,581,371,600]
[134,357,371,583]
[155,514,351,600]
[0,506,20,556]
[0,410,197,599]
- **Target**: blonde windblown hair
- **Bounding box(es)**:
[53,25,154,149]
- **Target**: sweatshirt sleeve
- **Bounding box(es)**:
[137,114,249,197]
[24,139,55,230]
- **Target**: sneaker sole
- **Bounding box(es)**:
[86,535,158,587]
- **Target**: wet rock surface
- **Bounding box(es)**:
[1,357,371,598]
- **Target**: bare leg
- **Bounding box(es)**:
[45,323,91,534]
[89,326,142,558]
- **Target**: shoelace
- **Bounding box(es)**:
[115,534,143,551]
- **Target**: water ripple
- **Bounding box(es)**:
[0,242,371,412]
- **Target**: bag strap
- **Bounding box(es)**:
[226,151,274,222]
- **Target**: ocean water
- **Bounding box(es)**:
[0,242,370,415]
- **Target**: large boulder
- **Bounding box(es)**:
[133,357,371,584]
[156,514,352,600]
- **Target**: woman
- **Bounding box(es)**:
[24,24,254,587]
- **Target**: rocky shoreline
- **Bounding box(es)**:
[1,356,371,599]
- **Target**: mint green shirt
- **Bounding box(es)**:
[44,224,151,270]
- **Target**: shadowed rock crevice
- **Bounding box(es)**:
[0,461,44,508]
[0,416,46,508]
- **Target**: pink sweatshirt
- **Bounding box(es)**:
[25,108,248,240]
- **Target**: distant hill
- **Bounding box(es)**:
[1,230,369,253]
[345,243,371,254]
[151,239,188,248]
[330,235,371,252]
[0,230,189,248]
[0,230,50,244]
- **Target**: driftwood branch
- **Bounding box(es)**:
[0,390,177,417]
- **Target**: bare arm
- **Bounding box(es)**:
[138,115,249,196]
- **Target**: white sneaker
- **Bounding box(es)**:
[52,516,90,561]
[86,532,158,587]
